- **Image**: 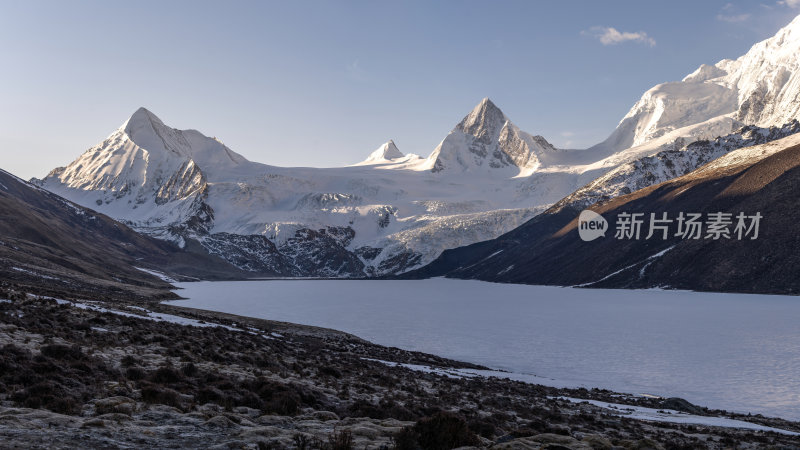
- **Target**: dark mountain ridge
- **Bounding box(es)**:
[0,168,246,301]
[405,135,800,295]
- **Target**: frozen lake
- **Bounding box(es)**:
[167,279,800,421]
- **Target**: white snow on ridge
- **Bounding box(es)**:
[558,397,799,436]
[12,267,61,281]
[37,100,738,276]
[698,131,800,172]
[134,267,178,283]
[36,101,586,275]
[364,358,799,435]
[53,298,240,331]
[32,101,786,276]
[353,140,419,166]
[594,14,800,155]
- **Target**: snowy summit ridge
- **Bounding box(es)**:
[594,14,800,154]
[39,100,570,277]
[426,98,556,176]
[355,140,407,165]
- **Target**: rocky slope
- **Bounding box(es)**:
[408,132,800,294]
[0,167,243,301]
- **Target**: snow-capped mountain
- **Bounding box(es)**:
[593,14,800,155]
[554,120,800,213]
[35,15,800,278]
[0,166,243,300]
[425,98,557,176]
[38,100,576,277]
[41,107,229,238]
[354,140,416,166]
[409,130,800,294]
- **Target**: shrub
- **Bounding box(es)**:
[248,379,314,415]
[327,429,354,450]
[395,412,480,450]
[40,344,83,360]
[181,362,198,377]
[319,366,342,378]
[347,399,415,421]
[126,367,146,381]
[120,355,139,367]
[140,384,180,407]
[150,365,184,384]
[467,418,496,439]
[12,381,79,415]
[195,387,224,405]
[266,390,300,415]
[392,428,422,450]
[292,433,311,450]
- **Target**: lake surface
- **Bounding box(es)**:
[167,279,800,420]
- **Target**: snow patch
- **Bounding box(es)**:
[574,245,676,288]
[557,397,799,436]
[134,267,178,283]
[11,267,61,281]
[368,359,800,435]
[54,299,239,331]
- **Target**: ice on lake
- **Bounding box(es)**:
[166,279,800,421]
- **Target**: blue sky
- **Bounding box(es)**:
[2,1,800,179]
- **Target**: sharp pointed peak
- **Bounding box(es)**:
[457,97,508,134]
[122,107,166,132]
[472,97,503,114]
[478,97,496,107]
[356,140,405,165]
[374,140,404,159]
[130,106,159,119]
[468,97,502,115]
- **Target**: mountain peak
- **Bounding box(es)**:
[122,107,165,132]
[785,12,800,30]
[427,98,550,175]
[682,64,727,83]
[111,107,250,170]
[380,140,403,159]
[592,13,800,154]
[117,106,187,159]
[357,140,405,165]
[457,98,507,135]
[133,106,153,115]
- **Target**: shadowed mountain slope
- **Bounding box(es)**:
[406,134,800,294]
[0,168,245,301]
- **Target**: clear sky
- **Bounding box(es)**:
[2,1,800,179]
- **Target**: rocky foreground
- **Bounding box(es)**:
[0,283,798,449]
